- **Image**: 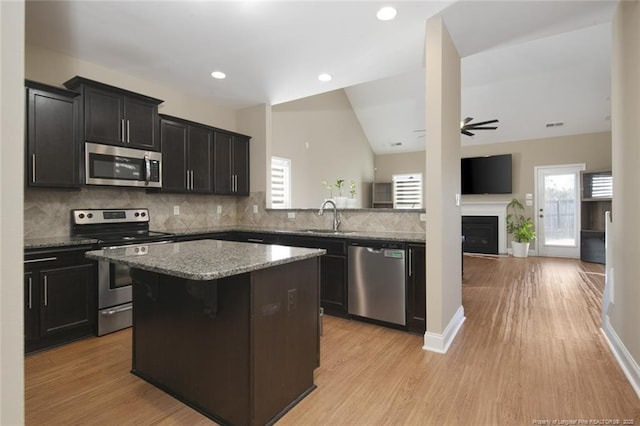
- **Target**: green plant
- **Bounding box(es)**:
[506,198,536,243]
[321,180,334,197]
[349,180,357,198]
[335,179,345,196]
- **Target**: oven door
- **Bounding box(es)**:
[85,142,161,188]
[98,259,134,309]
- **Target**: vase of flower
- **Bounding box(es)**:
[346,180,358,208]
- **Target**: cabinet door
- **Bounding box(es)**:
[232,136,250,195]
[406,244,426,334]
[24,271,39,342]
[188,125,213,193]
[320,255,348,316]
[27,88,80,187]
[160,119,189,193]
[84,86,124,146]
[125,96,159,151]
[213,132,233,194]
[39,263,96,338]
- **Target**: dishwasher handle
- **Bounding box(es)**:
[366,248,384,254]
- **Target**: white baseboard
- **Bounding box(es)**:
[601,316,640,399]
[423,305,465,354]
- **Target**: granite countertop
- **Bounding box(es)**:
[166,226,426,244]
[85,239,326,281]
[24,236,98,250]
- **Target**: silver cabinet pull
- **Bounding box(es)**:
[127,120,130,143]
[24,257,57,264]
[247,238,264,243]
[28,277,33,310]
[43,275,48,307]
[121,119,125,143]
[32,154,36,183]
[101,305,133,316]
[408,248,413,277]
[190,170,194,190]
[186,170,190,190]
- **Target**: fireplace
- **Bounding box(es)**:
[462,216,498,255]
[461,201,508,254]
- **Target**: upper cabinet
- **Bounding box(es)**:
[26,80,81,188]
[160,115,213,194]
[64,76,163,151]
[214,131,250,195]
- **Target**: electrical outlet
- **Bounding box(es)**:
[287,212,296,219]
[253,205,259,214]
[216,205,222,214]
[420,213,427,222]
[173,205,180,215]
[287,288,297,311]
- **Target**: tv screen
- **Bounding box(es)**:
[461,154,512,194]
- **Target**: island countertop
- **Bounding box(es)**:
[85,239,326,281]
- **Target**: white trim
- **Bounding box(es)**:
[423,305,465,353]
[461,201,508,254]
[601,316,640,399]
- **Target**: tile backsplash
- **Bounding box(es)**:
[24,189,426,238]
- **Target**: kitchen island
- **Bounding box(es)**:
[86,239,325,426]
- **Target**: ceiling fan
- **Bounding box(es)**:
[413,117,499,138]
[461,117,499,137]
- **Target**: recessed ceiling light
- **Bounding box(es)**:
[377,6,397,21]
[211,71,226,79]
[318,73,332,82]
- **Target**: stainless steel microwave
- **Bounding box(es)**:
[85,142,162,188]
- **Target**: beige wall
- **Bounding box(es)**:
[237,104,271,198]
[375,151,427,207]
[271,89,374,209]
[610,0,640,383]
[25,44,237,131]
[1,0,25,422]
[424,17,462,340]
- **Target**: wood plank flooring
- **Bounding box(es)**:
[25,255,640,425]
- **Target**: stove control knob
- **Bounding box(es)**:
[78,213,85,219]
[134,212,140,217]
[141,212,146,217]
[87,213,93,219]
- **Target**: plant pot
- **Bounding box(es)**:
[346,198,358,209]
[334,196,348,208]
[511,241,530,258]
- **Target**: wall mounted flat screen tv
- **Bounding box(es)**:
[461,154,512,194]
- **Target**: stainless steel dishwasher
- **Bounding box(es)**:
[348,242,406,326]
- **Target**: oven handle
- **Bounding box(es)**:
[145,155,151,183]
[101,305,133,316]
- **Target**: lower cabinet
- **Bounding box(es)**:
[406,244,426,334]
[24,246,97,354]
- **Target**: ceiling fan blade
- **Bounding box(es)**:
[413,129,426,132]
[463,117,473,125]
[467,126,498,130]
[461,129,474,136]
[468,119,499,127]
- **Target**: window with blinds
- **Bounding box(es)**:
[271,157,291,209]
[583,171,613,199]
[392,173,423,209]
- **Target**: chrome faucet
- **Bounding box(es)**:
[319,200,341,231]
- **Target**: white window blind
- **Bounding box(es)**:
[392,173,423,209]
[270,157,291,209]
[589,174,613,198]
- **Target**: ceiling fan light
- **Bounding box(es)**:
[376,6,397,21]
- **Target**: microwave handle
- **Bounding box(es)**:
[144,155,151,183]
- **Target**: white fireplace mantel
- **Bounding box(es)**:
[461,201,509,254]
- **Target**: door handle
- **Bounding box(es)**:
[32,154,36,183]
[144,155,151,183]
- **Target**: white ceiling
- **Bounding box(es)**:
[25,0,618,155]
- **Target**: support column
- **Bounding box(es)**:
[424,16,464,353]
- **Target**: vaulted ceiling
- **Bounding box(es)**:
[26,0,617,154]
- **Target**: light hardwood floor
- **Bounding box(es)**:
[25,255,640,425]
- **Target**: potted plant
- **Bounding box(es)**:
[347,180,358,208]
[506,198,536,258]
[333,179,348,208]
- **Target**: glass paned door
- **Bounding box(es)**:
[536,165,584,258]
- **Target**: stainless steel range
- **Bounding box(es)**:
[71,208,174,335]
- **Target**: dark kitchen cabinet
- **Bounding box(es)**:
[214,131,250,195]
[24,246,97,354]
[25,80,81,188]
[277,235,348,317]
[406,244,426,334]
[64,76,163,151]
[160,115,213,193]
[580,170,612,264]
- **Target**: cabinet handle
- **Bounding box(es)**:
[28,277,33,310]
[32,154,36,183]
[121,119,125,143]
[186,170,190,190]
[234,174,238,192]
[190,170,194,190]
[247,238,264,243]
[43,275,48,307]
[127,120,130,143]
[24,257,57,264]
[408,248,412,277]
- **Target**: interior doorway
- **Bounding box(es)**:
[534,164,585,258]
